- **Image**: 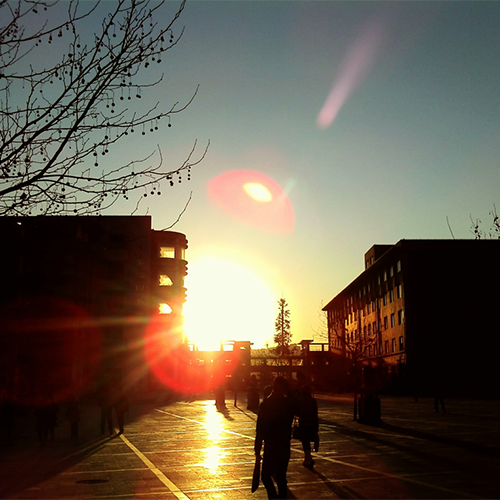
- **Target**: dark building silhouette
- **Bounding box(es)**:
[0,216,187,402]
[323,239,500,397]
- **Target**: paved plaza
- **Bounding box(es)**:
[1,394,499,499]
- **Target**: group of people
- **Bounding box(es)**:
[254,374,319,499]
[32,395,80,445]
[0,386,130,446]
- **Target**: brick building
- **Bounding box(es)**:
[323,240,500,397]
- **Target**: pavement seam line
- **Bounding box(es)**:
[155,408,255,440]
[118,432,190,500]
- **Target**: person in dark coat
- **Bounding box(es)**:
[35,397,51,445]
[113,390,129,434]
[66,396,80,439]
[98,387,113,435]
[255,376,297,499]
[297,384,319,468]
[47,397,58,442]
[247,375,260,412]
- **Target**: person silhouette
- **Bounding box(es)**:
[98,386,113,435]
[297,384,319,468]
[254,376,297,499]
[113,389,129,434]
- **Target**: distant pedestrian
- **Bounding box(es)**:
[98,387,113,435]
[434,393,446,413]
[113,389,129,434]
[433,372,446,413]
[66,396,80,439]
[255,376,297,499]
[247,375,260,412]
[215,386,226,410]
[35,397,51,445]
[0,391,16,443]
[297,384,319,469]
[47,397,58,442]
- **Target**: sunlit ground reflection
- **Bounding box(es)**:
[202,404,227,474]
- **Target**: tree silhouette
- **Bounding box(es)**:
[274,297,291,357]
[329,310,377,420]
[470,205,500,239]
[0,0,208,216]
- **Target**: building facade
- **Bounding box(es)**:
[323,240,500,397]
[0,216,188,402]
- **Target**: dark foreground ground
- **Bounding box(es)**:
[1,394,499,499]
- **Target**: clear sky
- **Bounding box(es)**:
[89,1,500,348]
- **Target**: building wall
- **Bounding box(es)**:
[324,240,500,396]
[0,216,188,402]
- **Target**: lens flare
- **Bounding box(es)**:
[317,19,385,129]
[244,182,272,202]
[208,170,294,233]
[0,296,102,405]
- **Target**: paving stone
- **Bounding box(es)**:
[1,395,499,499]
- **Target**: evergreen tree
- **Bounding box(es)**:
[274,298,291,357]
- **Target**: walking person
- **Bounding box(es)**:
[247,375,260,412]
[113,389,129,434]
[66,396,80,439]
[98,386,113,435]
[297,384,319,469]
[47,396,58,442]
[254,376,297,499]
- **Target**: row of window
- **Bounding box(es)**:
[366,336,404,357]
[332,334,405,357]
[344,309,404,346]
[333,283,404,326]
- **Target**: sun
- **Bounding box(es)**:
[183,257,276,351]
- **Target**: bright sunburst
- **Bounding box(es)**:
[183,257,275,351]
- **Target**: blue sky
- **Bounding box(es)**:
[99,0,500,347]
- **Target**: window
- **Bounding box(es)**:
[384,316,388,330]
[159,274,173,286]
[390,313,395,328]
[398,309,404,325]
[159,303,172,314]
[397,260,402,273]
[390,266,394,277]
[399,336,404,351]
[385,340,389,354]
[389,289,394,303]
[159,246,175,258]
[383,293,387,306]
[392,338,396,352]
[383,270,387,281]
[397,284,402,299]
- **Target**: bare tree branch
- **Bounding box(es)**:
[0,0,207,216]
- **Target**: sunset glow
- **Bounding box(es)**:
[183,257,275,351]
